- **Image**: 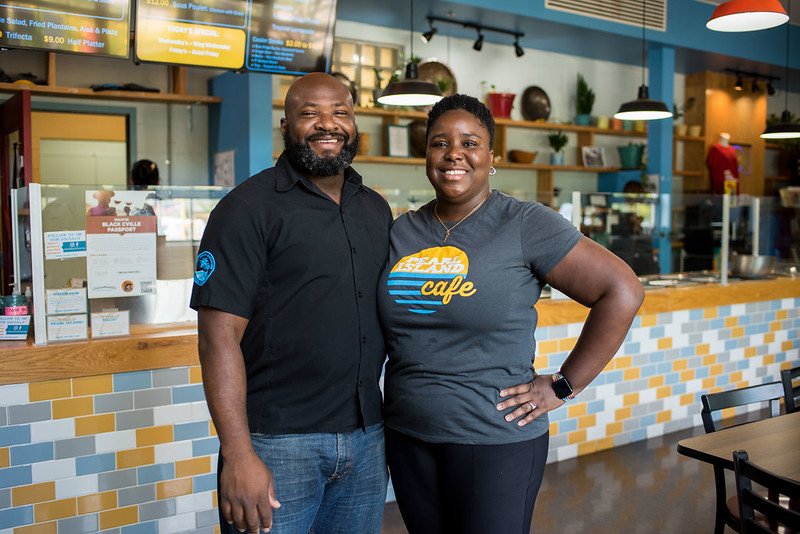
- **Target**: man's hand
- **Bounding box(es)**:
[219,450,281,533]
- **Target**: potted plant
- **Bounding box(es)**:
[482,81,515,118]
[548,131,568,165]
[575,74,595,126]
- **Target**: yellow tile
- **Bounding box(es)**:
[615,356,632,369]
[157,477,193,500]
[731,327,744,339]
[680,370,695,382]
[98,506,138,530]
[176,456,211,478]
[0,447,8,468]
[548,422,558,435]
[615,407,631,421]
[52,397,93,419]
[623,393,639,406]
[709,364,723,377]
[537,340,558,355]
[744,346,757,358]
[702,355,716,366]
[695,343,710,356]
[703,308,718,319]
[535,355,549,369]
[648,376,664,388]
[606,422,623,435]
[656,386,671,399]
[136,425,174,447]
[578,414,596,429]
[596,437,615,453]
[623,368,640,381]
[117,446,155,469]
[214,524,221,534]
[657,337,672,350]
[12,482,56,506]
[578,441,597,456]
[777,309,788,320]
[557,337,577,352]
[702,377,716,390]
[568,429,586,445]
[770,321,782,332]
[75,414,116,437]
[640,314,657,327]
[189,365,203,384]
[672,359,688,371]
[212,490,217,504]
[209,420,217,437]
[77,491,117,515]
[729,371,742,383]
[709,386,723,395]
[567,403,586,418]
[764,332,775,343]
[680,393,695,406]
[724,317,738,328]
[782,341,793,351]
[764,354,776,365]
[656,410,671,423]
[28,379,72,402]
[721,407,736,420]
[72,375,113,397]
[34,498,76,522]
[15,521,57,534]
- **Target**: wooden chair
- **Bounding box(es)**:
[781,367,800,414]
[733,450,800,533]
[700,382,786,534]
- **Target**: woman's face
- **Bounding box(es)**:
[426,109,493,204]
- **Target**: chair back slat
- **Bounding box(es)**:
[700,382,785,433]
[734,450,800,534]
[781,366,800,414]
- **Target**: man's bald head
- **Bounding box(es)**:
[284,72,353,115]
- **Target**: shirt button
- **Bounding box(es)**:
[352,247,357,254]
[361,336,367,343]
[357,290,363,298]
[359,381,364,388]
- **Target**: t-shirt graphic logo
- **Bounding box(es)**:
[194,251,216,286]
[387,246,477,314]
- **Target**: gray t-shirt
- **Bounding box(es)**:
[379,191,582,445]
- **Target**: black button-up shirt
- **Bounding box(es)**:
[190,154,392,434]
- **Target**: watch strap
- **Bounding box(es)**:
[552,371,575,401]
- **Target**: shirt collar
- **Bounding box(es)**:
[275,152,364,193]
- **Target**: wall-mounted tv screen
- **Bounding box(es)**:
[0,0,130,58]
[134,0,336,74]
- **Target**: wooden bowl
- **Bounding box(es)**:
[508,150,537,164]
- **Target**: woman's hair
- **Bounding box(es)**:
[130,159,160,189]
[426,94,495,146]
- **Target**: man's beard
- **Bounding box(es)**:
[283,129,359,177]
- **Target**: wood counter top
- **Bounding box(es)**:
[1,277,798,385]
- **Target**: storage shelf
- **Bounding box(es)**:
[673,135,705,143]
[0,82,221,105]
[673,170,704,177]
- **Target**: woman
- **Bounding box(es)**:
[378,94,644,533]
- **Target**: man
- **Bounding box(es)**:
[190,73,392,534]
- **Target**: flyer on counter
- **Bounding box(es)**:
[46,288,88,315]
[85,190,157,299]
[46,314,88,342]
[0,316,31,340]
[90,310,130,338]
[44,231,87,260]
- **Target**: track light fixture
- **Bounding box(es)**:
[751,79,760,93]
[734,74,744,91]
[767,80,776,96]
[725,68,780,96]
[424,15,525,59]
[421,20,437,43]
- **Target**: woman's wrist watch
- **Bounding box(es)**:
[551,371,575,401]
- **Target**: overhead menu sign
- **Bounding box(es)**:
[0,0,130,58]
[134,0,336,74]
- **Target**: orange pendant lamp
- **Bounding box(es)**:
[706,0,789,32]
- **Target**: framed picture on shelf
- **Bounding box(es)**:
[387,125,411,158]
[581,146,606,168]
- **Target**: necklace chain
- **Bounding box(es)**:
[434,194,489,242]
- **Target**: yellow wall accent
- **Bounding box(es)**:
[12,482,56,506]
[28,380,71,402]
[702,377,716,389]
[98,506,138,530]
[657,338,672,350]
[656,386,671,399]
[52,397,93,419]
[537,340,558,354]
[624,393,639,406]
[695,343,710,355]
[210,420,217,436]
[744,346,757,358]
[648,376,665,388]
[777,309,788,319]
[15,521,56,533]
[116,447,155,469]
[34,498,77,522]
[640,314,657,327]
[656,410,671,423]
[729,371,743,383]
[615,407,631,420]
[606,422,623,435]
[770,321,782,332]
[764,354,776,365]
[578,441,597,456]
[680,393,695,406]
[724,317,738,328]
[75,414,115,436]
[702,355,717,366]
[782,341,793,351]
[77,491,118,515]
[189,365,203,384]
[672,359,688,371]
[764,332,775,343]
[136,425,174,447]
[680,370,695,381]
[596,437,615,452]
[72,375,113,397]
[709,364,724,376]
[731,327,745,338]
[557,337,577,351]
[175,456,211,478]
[578,414,596,429]
[703,308,718,319]
[567,403,587,418]
[548,422,558,435]
[157,477,193,500]
[624,368,640,380]
[568,429,586,445]
[615,356,632,368]
[0,448,8,468]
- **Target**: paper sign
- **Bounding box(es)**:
[0,316,31,340]
[47,314,88,342]
[44,231,87,260]
[90,310,130,338]
[46,288,88,315]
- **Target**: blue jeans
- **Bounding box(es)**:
[219,423,388,534]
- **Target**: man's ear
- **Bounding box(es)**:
[280,117,287,137]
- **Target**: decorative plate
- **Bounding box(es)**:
[520,85,551,121]
[418,60,457,96]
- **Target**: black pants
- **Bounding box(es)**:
[385,427,549,534]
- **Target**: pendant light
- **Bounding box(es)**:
[761,0,800,139]
[614,0,673,121]
[378,0,442,107]
[706,0,788,32]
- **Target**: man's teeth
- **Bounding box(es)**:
[314,139,340,144]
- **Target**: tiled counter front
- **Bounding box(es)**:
[538,296,800,463]
[0,367,220,534]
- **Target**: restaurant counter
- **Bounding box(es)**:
[0,277,797,531]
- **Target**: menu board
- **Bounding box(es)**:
[135,0,336,74]
[0,0,130,58]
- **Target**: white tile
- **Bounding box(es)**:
[32,458,76,482]
[95,429,136,453]
[159,511,197,533]
[686,379,703,394]
[30,418,74,443]
[0,384,28,407]
[586,426,605,441]
[639,388,657,404]
[566,322,583,337]
[56,474,98,499]
[191,401,211,422]
[154,440,193,464]
[646,423,664,439]
[555,444,578,462]
[210,453,218,472]
[153,403,193,426]
[175,491,212,514]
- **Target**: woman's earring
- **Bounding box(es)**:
[489,166,497,176]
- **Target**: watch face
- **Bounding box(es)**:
[552,377,573,400]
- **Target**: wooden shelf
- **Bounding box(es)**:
[673,170,703,177]
[674,135,705,143]
[0,82,221,105]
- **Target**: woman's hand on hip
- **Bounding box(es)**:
[496,374,562,427]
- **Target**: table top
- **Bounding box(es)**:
[677,411,800,481]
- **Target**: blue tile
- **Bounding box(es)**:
[656,362,672,374]
[193,472,217,493]
[76,453,117,476]
[716,375,730,386]
[174,421,209,442]
[587,400,605,414]
[10,442,53,466]
[0,505,33,528]
[640,364,657,378]
[604,370,623,384]
[649,326,665,339]
[664,372,680,385]
[680,346,694,357]
[690,309,704,320]
[631,429,647,442]
[0,465,32,489]
[172,384,206,404]
[114,371,152,392]
[558,418,578,433]
[623,341,640,354]
[650,351,665,363]
[591,373,606,385]
[695,367,709,379]
[641,414,656,427]
[0,425,30,447]
[718,305,731,317]
[672,383,687,395]
[547,408,567,422]
[192,437,220,457]
[725,339,738,351]
[137,463,174,485]
[121,520,159,534]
